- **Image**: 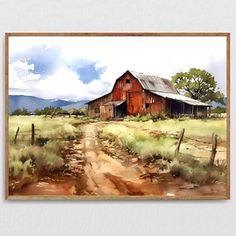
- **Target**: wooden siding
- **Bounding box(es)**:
[112,73,145,115]
[143,91,166,115]
[100,104,114,119]
[194,106,208,117]
[112,73,143,100]
[87,93,112,117]
[88,73,167,118]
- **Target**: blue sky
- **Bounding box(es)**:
[9,36,227,101]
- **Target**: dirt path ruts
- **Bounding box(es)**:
[79,123,164,196]
[13,122,226,197]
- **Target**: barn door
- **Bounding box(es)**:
[127,92,142,115]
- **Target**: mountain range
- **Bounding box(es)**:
[9,95,88,113]
[8,95,226,114]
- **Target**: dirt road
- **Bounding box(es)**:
[15,122,226,198]
[79,123,165,196]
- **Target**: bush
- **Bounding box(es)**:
[11,108,31,116]
[100,124,175,159]
[169,157,226,185]
[211,106,226,114]
[9,159,33,179]
[9,140,65,183]
[124,113,167,122]
[44,123,80,140]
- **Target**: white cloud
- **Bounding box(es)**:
[9,62,109,101]
[9,36,227,99]
[9,61,40,93]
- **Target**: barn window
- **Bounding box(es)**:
[95,108,100,113]
[126,79,131,84]
[145,103,150,109]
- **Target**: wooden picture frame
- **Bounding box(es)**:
[5,33,230,200]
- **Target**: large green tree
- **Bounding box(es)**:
[171,68,225,104]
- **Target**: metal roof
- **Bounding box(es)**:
[129,70,178,94]
[104,100,126,106]
[152,91,211,107]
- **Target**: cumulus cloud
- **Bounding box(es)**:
[10,45,62,76]
[9,60,40,95]
[9,36,227,100]
[9,43,110,100]
[9,60,109,101]
[69,59,106,83]
[35,68,109,100]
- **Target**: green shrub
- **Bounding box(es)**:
[9,159,33,178]
[169,157,226,185]
[100,124,175,159]
[9,140,65,182]
[124,113,167,122]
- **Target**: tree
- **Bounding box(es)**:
[72,107,88,116]
[212,106,226,114]
[34,108,43,115]
[11,108,31,116]
[171,68,225,104]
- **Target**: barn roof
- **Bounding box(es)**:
[129,70,178,94]
[104,100,125,106]
[152,91,211,107]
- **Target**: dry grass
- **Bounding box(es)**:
[99,124,176,159]
[99,119,227,185]
[8,116,82,189]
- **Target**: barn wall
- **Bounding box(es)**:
[112,73,144,115]
[194,106,208,117]
[100,104,114,119]
[112,73,143,101]
[143,91,166,115]
[87,93,112,117]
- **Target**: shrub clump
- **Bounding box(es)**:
[99,124,175,159]
[9,140,65,187]
[124,113,167,122]
[169,157,226,185]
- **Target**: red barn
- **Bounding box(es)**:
[87,70,210,118]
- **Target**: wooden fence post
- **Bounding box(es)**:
[14,127,20,144]
[31,123,35,145]
[209,133,218,166]
[175,128,185,156]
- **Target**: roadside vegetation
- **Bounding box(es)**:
[9,107,227,192]
[124,113,167,122]
[99,118,227,185]
[8,116,82,192]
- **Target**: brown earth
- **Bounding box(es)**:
[12,122,226,198]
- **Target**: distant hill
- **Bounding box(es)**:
[210,97,227,109]
[9,95,88,113]
[61,100,89,110]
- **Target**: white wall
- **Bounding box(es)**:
[0,1,235,235]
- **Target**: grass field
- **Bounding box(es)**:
[99,117,227,185]
[123,117,227,138]
[8,115,227,191]
[8,116,82,191]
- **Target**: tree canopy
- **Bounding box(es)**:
[171,68,225,104]
[34,106,62,115]
[11,108,31,116]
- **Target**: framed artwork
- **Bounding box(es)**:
[5,33,230,200]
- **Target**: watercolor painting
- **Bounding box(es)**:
[6,33,230,199]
